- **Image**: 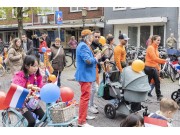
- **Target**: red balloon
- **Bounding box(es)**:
[0,91,8,110]
[60,87,74,102]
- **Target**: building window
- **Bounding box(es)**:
[70,7,83,12]
[38,7,54,15]
[128,27,138,46]
[153,26,164,46]
[12,7,29,18]
[113,7,126,11]
[0,8,6,20]
[88,7,98,10]
[140,26,150,47]
[130,7,145,9]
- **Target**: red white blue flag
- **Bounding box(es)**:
[144,116,168,127]
[4,83,29,108]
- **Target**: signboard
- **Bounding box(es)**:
[55,11,63,25]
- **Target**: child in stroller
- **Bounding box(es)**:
[99,61,150,119]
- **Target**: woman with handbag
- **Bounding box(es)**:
[50,38,66,87]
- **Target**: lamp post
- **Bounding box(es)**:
[82,8,87,29]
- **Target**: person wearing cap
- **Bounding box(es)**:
[114,33,129,72]
[75,29,101,127]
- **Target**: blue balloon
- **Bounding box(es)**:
[40,83,60,103]
[41,47,47,53]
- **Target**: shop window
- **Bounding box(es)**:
[128,26,138,46]
[140,26,150,47]
[153,26,164,46]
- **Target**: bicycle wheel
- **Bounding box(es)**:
[169,65,177,82]
[0,64,5,77]
[2,111,27,127]
[65,55,73,67]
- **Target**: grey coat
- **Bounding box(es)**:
[8,47,26,74]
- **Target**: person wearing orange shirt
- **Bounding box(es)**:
[144,35,166,101]
[114,34,129,72]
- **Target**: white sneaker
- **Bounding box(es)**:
[93,104,98,109]
[78,123,94,127]
[86,115,95,120]
[89,106,99,114]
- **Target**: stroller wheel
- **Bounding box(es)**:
[171,91,180,104]
[104,104,116,119]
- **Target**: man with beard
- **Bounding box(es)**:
[114,34,130,72]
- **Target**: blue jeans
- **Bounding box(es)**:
[149,84,155,94]
[39,53,44,62]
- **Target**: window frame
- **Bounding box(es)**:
[130,7,146,9]
[0,9,6,20]
[70,7,83,12]
[113,7,126,11]
[37,7,54,16]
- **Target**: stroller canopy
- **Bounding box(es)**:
[122,66,151,92]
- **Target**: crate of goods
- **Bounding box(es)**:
[50,102,76,123]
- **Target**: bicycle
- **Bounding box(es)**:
[160,58,177,82]
[1,86,78,127]
[64,48,76,68]
[0,56,11,77]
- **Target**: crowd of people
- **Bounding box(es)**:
[0,29,179,127]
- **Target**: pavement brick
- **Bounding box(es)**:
[0,66,180,127]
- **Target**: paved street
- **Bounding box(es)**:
[0,66,180,127]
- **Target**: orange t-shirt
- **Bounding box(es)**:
[114,45,126,72]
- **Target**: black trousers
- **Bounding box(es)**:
[52,70,61,87]
[71,49,76,60]
[144,66,161,97]
[23,107,45,127]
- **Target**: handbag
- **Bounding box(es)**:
[50,47,61,64]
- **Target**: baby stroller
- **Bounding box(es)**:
[171,89,180,105]
[100,61,150,119]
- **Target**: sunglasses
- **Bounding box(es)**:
[95,36,100,38]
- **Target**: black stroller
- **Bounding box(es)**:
[100,61,150,119]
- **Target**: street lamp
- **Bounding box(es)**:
[82,8,87,29]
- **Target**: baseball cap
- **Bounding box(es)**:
[119,34,130,40]
[81,29,92,37]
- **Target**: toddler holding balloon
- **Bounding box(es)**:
[12,55,45,127]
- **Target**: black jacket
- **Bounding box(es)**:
[90,41,102,51]
[21,38,34,55]
[45,36,51,48]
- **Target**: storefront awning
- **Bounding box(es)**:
[23,22,104,30]
[106,17,168,25]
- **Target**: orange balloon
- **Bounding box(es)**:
[48,74,57,83]
[131,60,145,72]
[60,87,74,102]
[99,36,106,46]
[0,91,8,110]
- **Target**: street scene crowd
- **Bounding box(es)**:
[0,8,180,127]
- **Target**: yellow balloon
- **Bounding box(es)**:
[99,36,106,46]
[131,60,145,72]
[0,57,2,64]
